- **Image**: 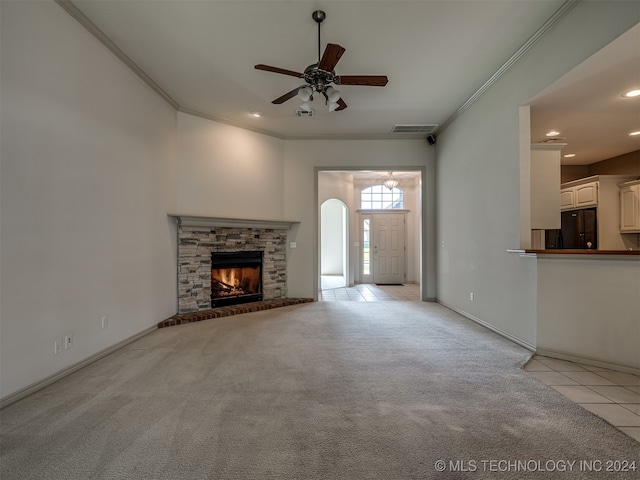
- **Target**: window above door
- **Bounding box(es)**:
[360,185,404,210]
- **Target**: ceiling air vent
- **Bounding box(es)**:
[391,124,438,134]
[296,109,315,117]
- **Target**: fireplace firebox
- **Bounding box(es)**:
[211,251,263,308]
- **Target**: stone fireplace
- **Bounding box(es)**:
[170,215,298,314]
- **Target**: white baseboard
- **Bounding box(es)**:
[437,300,536,352]
[0,325,157,410]
[535,348,640,376]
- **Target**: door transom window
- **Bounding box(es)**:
[360,185,404,210]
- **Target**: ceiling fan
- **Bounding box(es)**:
[255,10,388,112]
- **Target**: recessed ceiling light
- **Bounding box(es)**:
[629,131,640,136]
[622,89,640,98]
[546,130,560,136]
[564,153,576,158]
[250,111,263,118]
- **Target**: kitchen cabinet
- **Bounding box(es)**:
[560,189,574,209]
[619,180,640,233]
[575,182,598,208]
[560,180,598,211]
[554,175,637,250]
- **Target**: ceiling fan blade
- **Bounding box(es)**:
[272,86,303,104]
[255,64,304,78]
[318,43,346,72]
[336,75,389,86]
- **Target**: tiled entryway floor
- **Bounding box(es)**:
[319,282,421,302]
[525,355,640,442]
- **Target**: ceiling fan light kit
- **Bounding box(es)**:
[298,86,313,102]
[325,86,341,102]
[255,10,388,113]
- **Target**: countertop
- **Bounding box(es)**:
[508,249,640,256]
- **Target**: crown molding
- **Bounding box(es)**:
[55,0,180,110]
[436,0,581,135]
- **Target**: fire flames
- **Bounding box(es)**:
[211,266,261,298]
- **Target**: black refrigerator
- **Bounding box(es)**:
[545,208,597,249]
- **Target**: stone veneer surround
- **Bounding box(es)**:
[171,216,298,314]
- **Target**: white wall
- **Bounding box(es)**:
[284,140,433,299]
[319,172,355,207]
[177,113,284,219]
[1,1,178,398]
[537,256,640,371]
[320,200,346,275]
[406,177,423,286]
[436,2,639,351]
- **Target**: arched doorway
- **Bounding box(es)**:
[320,199,348,290]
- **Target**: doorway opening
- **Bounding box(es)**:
[320,199,348,290]
[316,169,428,299]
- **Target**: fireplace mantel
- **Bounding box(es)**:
[168,214,299,230]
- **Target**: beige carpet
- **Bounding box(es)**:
[1,301,638,479]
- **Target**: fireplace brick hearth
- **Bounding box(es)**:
[176,223,289,313]
[158,298,313,328]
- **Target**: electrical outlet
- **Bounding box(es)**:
[64,334,73,350]
[54,339,62,355]
[101,315,109,329]
[470,292,474,301]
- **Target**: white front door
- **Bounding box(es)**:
[372,213,405,284]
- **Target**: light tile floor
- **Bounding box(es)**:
[319,282,421,302]
[525,355,640,442]
[320,275,347,290]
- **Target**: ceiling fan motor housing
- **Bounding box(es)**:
[303,64,336,93]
